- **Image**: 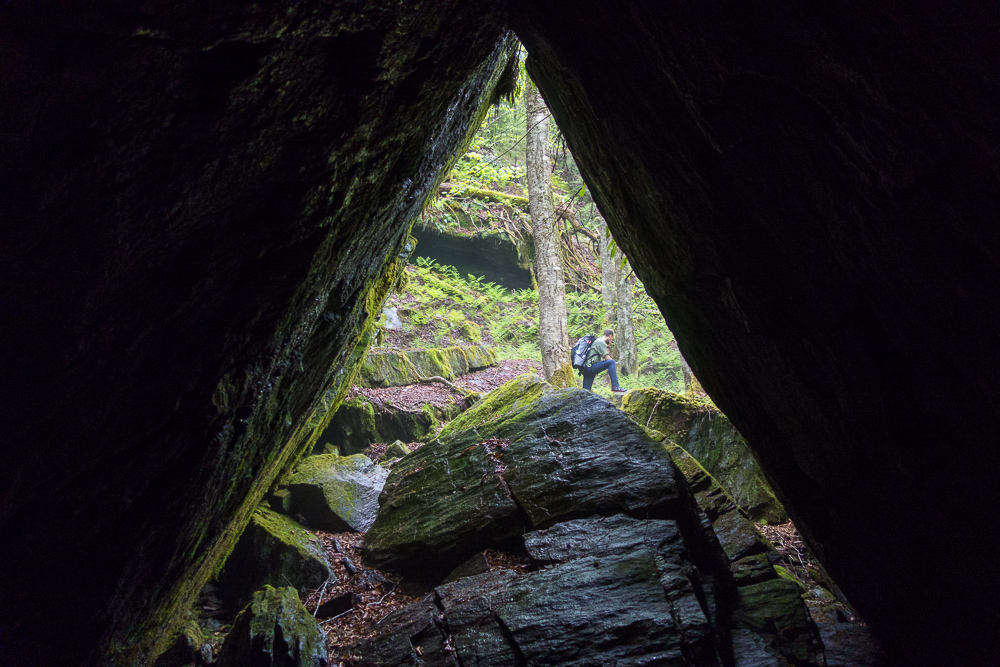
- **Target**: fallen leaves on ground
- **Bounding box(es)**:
[304,531,534,663]
[350,358,541,413]
[304,532,416,660]
[455,358,540,393]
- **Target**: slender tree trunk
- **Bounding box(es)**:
[680,353,693,391]
[597,217,617,325]
[615,262,639,376]
[525,79,571,384]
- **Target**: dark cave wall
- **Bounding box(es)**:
[412,227,534,289]
[512,2,1000,664]
[0,2,514,664]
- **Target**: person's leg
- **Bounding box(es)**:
[605,360,621,389]
[585,360,615,390]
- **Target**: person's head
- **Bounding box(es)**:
[603,328,614,343]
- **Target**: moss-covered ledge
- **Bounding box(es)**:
[358,344,498,387]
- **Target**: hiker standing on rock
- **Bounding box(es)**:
[582,329,627,394]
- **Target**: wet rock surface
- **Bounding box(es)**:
[365,378,689,573]
[349,380,845,665]
[354,517,721,666]
[286,454,389,533]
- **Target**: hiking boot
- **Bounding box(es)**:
[611,387,627,395]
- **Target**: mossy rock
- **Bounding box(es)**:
[441,345,470,376]
[265,488,294,515]
[408,348,454,380]
[621,387,705,442]
[217,586,327,667]
[287,453,388,532]
[734,578,823,665]
[315,395,378,455]
[464,344,497,371]
[216,507,334,610]
[358,350,420,387]
[645,429,736,521]
[437,373,551,441]
[385,440,411,459]
[684,412,787,524]
[547,362,577,389]
[366,379,686,574]
[623,388,787,524]
[459,319,482,342]
[153,616,205,667]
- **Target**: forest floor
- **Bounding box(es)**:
[350,358,541,413]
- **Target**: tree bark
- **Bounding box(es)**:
[597,216,617,324]
[525,78,571,382]
[614,262,639,376]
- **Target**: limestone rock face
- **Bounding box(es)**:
[216,507,334,609]
[623,388,786,523]
[287,453,388,533]
[217,586,327,667]
[512,3,1000,662]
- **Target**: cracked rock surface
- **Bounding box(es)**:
[364,375,690,574]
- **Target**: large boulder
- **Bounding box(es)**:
[354,516,721,666]
[623,388,786,523]
[357,351,420,388]
[366,376,692,572]
[648,428,825,663]
[217,586,327,667]
[0,2,517,662]
[286,453,388,532]
[317,395,468,456]
[356,377,834,664]
[216,507,334,610]
[512,4,1000,662]
[353,512,826,666]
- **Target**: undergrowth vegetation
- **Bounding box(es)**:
[381,257,687,393]
[381,49,691,396]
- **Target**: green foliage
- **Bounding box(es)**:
[397,46,684,394]
[384,259,686,393]
[451,135,526,190]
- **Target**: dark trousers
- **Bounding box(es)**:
[582,359,620,391]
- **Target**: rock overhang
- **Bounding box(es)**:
[0,1,997,665]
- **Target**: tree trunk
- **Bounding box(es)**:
[525,78,571,384]
[597,216,617,325]
[614,262,639,376]
[680,353,693,391]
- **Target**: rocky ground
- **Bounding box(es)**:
[190,358,885,667]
